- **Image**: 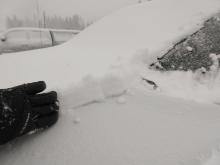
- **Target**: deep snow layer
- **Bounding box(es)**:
[0,0,219,107]
[1,87,220,165]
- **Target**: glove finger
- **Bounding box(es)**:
[35,112,59,129]
[30,91,58,106]
[24,81,46,95]
[32,103,59,116]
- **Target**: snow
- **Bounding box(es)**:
[0,0,219,89]
[0,0,220,164]
[140,68,220,104]
[116,96,127,104]
[186,46,193,52]
[201,150,220,165]
[0,0,219,106]
[1,88,220,165]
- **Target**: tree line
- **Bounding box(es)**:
[6,14,87,30]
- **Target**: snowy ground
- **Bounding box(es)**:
[0,0,220,164]
[1,86,220,165]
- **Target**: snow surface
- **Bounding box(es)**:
[0,0,220,164]
[1,87,220,165]
[0,0,219,89]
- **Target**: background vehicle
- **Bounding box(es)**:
[0,27,80,54]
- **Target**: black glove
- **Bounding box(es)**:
[0,81,59,145]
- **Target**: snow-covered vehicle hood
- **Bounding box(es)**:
[0,0,220,165]
[0,0,219,88]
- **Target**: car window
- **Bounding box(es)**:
[150,15,220,72]
[52,31,74,43]
[6,30,28,42]
[29,30,51,43]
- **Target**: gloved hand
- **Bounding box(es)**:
[0,81,59,145]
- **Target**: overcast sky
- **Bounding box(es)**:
[0,0,137,30]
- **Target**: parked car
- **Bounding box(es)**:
[0,27,80,54]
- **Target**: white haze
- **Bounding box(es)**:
[0,0,136,30]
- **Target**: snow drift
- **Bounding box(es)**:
[0,0,219,106]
